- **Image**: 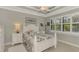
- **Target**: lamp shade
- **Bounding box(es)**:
[14,23,21,33]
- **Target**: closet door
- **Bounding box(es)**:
[0,26,4,52]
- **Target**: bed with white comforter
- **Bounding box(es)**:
[23,32,57,52]
[23,23,57,52]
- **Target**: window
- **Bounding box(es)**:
[56,24,61,31]
[50,16,79,33]
[63,24,70,31]
[72,16,79,22]
[62,17,70,23]
[55,18,61,24]
[51,25,55,30]
[72,16,79,32]
[55,18,61,31]
[62,17,71,31]
[51,19,55,30]
[72,24,79,32]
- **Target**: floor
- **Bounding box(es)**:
[8,44,27,52]
[7,42,79,52]
[43,42,79,52]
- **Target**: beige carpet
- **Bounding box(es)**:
[8,44,27,52]
[43,42,79,52]
[7,42,79,52]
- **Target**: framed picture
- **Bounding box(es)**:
[25,17,37,24]
[47,22,50,26]
[40,23,43,26]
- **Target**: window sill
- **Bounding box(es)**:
[49,30,79,36]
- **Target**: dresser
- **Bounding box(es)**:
[12,33,23,45]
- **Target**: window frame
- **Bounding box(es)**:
[50,16,79,33]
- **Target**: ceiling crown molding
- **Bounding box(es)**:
[45,6,79,17]
[0,6,46,17]
[0,6,79,18]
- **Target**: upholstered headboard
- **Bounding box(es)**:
[23,24,39,33]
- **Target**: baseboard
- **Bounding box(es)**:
[58,40,79,48]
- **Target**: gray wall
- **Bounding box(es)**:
[0,8,45,45]
[1,7,79,48]
[48,12,79,47]
[57,32,79,45]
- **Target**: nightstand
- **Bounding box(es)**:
[12,33,23,45]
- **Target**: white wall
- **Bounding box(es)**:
[48,7,79,48]
[57,32,79,46]
[0,8,45,47]
[1,6,79,49]
[0,26,4,51]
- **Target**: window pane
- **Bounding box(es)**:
[63,24,70,31]
[55,18,61,24]
[72,24,79,32]
[51,25,55,30]
[72,16,79,22]
[51,20,55,24]
[56,24,61,31]
[62,17,70,23]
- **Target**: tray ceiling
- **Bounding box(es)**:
[0,6,79,17]
[17,6,63,14]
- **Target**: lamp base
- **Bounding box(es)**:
[16,32,19,33]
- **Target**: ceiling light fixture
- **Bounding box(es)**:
[40,6,48,11]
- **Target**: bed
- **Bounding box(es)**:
[22,24,57,52]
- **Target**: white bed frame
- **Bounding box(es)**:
[32,33,57,52]
[23,32,57,52]
[23,18,57,52]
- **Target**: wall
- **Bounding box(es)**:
[57,32,79,45]
[48,8,79,48]
[0,26,4,51]
[1,6,79,49]
[0,8,45,46]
